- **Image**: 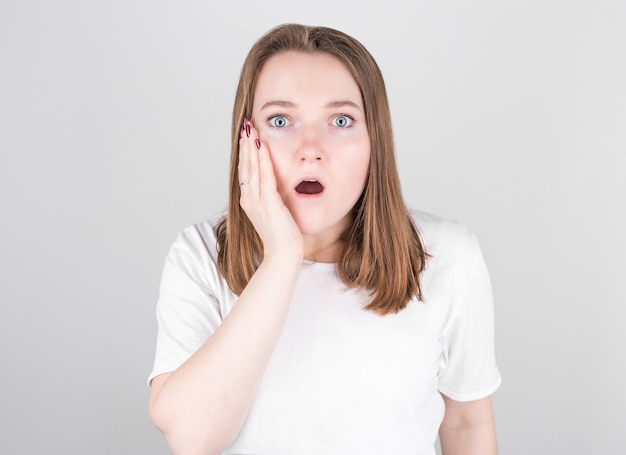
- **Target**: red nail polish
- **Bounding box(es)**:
[246,124,251,138]
[255,139,261,149]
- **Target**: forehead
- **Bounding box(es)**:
[253,51,362,107]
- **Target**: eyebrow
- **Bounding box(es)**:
[260,100,363,111]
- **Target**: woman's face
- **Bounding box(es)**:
[251,51,371,251]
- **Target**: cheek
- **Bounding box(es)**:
[353,152,371,194]
[355,161,370,193]
[266,146,290,191]
[350,144,371,180]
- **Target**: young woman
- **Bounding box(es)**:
[148,24,501,455]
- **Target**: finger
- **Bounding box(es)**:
[244,122,261,195]
[238,135,251,188]
[257,140,278,193]
[238,117,258,180]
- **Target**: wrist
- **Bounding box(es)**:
[262,247,304,266]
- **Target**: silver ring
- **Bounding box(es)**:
[239,181,249,186]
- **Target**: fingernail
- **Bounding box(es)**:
[246,124,251,138]
[255,139,261,149]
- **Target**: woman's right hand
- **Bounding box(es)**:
[151,119,305,454]
[238,118,304,261]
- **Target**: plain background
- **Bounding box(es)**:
[1,1,624,453]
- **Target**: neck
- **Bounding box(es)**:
[303,236,344,263]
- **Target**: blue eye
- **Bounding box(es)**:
[333,115,352,128]
[270,115,288,128]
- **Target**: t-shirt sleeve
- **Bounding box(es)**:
[437,227,502,402]
[148,225,225,385]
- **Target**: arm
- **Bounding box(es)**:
[149,121,303,455]
[439,395,498,455]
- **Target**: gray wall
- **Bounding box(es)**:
[1,1,624,453]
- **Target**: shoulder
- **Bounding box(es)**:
[164,212,225,274]
[171,212,224,251]
[409,208,483,271]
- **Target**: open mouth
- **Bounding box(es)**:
[295,179,324,195]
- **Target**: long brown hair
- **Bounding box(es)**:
[216,24,428,315]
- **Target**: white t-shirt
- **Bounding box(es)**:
[149,209,501,455]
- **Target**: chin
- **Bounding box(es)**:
[295,221,327,237]
[294,214,350,239]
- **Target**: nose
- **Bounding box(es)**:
[295,124,323,162]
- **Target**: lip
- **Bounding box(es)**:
[294,176,325,199]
